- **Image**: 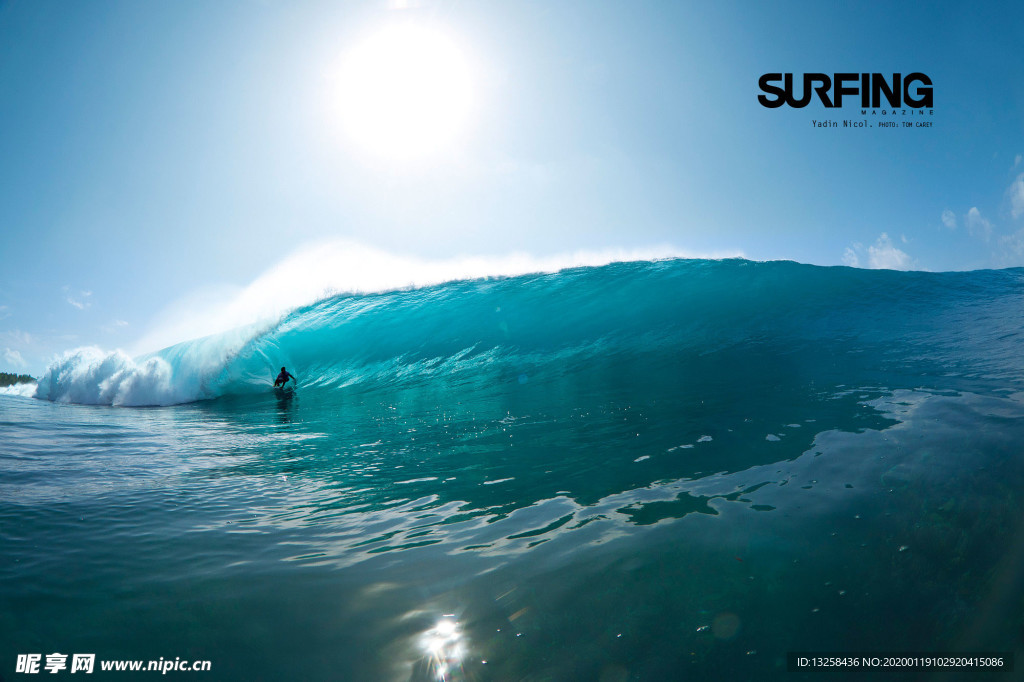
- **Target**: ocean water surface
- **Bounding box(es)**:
[3,258,1024,679]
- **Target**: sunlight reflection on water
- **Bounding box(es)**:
[419,616,466,681]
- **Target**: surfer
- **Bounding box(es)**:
[273,367,297,388]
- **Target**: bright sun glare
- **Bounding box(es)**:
[335,25,473,162]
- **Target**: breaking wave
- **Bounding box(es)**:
[33,259,1024,406]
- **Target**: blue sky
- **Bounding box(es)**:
[2,0,1023,374]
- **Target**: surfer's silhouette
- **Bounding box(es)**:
[274,367,296,388]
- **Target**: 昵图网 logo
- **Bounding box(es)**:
[758,73,933,109]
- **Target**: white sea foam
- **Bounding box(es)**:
[0,382,37,398]
[34,347,181,406]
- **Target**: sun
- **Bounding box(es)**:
[334,25,474,162]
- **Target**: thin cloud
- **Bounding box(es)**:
[941,209,957,229]
[998,229,1024,266]
[101,319,130,334]
[1008,173,1024,219]
[63,286,93,310]
[2,348,27,369]
[841,246,860,267]
[2,329,32,346]
[842,234,914,270]
[966,207,993,241]
[867,233,913,270]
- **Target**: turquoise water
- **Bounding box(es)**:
[4,259,1024,679]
